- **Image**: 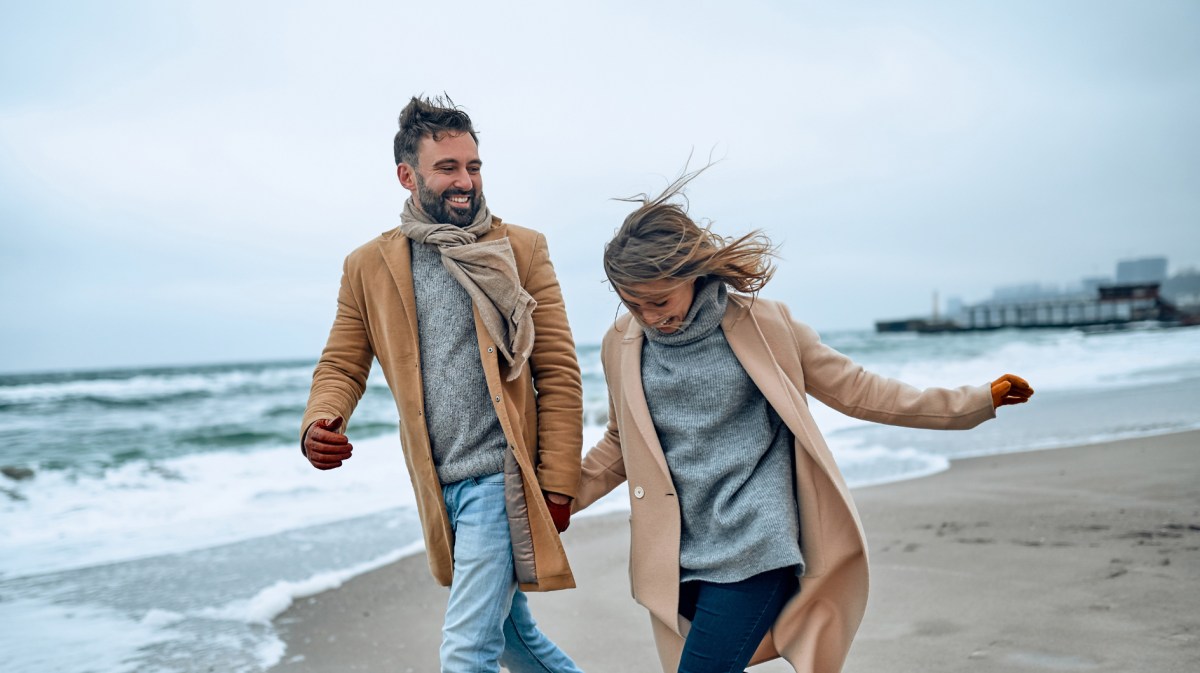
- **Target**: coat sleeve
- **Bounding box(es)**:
[574,329,627,512]
[523,233,584,497]
[781,304,995,430]
[573,394,626,512]
[300,255,376,449]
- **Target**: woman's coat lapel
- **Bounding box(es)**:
[617,325,674,484]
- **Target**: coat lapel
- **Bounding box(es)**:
[721,299,795,417]
[377,230,420,347]
[722,297,845,484]
[619,325,674,483]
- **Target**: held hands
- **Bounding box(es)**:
[304,416,353,470]
[544,491,572,533]
[991,374,1034,409]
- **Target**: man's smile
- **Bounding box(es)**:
[446,193,473,209]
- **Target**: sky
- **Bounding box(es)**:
[2,0,1198,373]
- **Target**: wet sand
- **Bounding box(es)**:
[269,430,1200,672]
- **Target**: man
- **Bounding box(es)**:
[301,95,584,673]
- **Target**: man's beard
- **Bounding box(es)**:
[416,174,481,227]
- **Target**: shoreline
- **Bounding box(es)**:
[268,430,1200,672]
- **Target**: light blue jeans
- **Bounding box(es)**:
[440,472,584,673]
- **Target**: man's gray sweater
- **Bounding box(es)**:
[411,239,507,485]
[641,281,804,584]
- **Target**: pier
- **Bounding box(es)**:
[876,283,1191,333]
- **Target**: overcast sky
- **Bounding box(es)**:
[2,0,1197,373]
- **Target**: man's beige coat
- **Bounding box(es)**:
[303,218,582,592]
[575,294,995,672]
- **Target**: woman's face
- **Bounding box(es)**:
[616,278,698,334]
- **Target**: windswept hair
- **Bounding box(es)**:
[393,94,478,167]
[604,164,777,299]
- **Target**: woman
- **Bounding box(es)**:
[572,169,1033,673]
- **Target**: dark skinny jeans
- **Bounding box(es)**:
[677,565,799,673]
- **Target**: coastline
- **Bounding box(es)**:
[268,430,1200,672]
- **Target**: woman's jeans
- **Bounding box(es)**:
[676,566,799,673]
[440,472,584,673]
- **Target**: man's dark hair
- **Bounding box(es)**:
[393,95,478,167]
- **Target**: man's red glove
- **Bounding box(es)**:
[991,374,1034,409]
[304,416,353,470]
[545,494,571,533]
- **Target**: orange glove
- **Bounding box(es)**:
[991,374,1033,409]
[544,493,572,533]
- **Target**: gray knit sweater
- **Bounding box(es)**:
[641,281,804,583]
[411,239,507,484]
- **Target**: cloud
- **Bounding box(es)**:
[2,0,1198,371]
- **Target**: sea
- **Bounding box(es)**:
[2,325,1198,672]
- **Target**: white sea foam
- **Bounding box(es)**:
[205,540,424,626]
[851,327,1200,393]
[0,598,173,673]
[0,434,413,578]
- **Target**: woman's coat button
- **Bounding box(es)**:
[633,486,645,499]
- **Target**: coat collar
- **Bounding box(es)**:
[616,294,790,485]
[617,293,837,486]
[377,216,507,350]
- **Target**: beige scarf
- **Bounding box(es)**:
[399,196,536,382]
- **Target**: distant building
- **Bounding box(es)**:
[945,296,965,319]
[1081,276,1112,296]
[1116,257,1168,284]
[1162,268,1200,308]
[875,254,1198,333]
[990,283,1060,303]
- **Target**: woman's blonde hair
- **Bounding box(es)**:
[604,165,777,299]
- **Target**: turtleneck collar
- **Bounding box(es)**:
[643,279,727,346]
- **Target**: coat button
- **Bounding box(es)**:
[494,396,501,403]
[633,486,645,499]
[487,347,494,353]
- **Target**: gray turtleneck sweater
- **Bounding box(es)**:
[640,281,804,583]
[410,239,507,485]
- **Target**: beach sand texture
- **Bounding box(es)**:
[269,431,1200,672]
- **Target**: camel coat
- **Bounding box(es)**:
[575,294,994,672]
[303,217,583,592]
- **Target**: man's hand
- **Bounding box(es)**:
[304,416,352,470]
[991,374,1034,409]
[545,491,572,533]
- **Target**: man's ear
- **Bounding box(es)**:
[397,163,417,191]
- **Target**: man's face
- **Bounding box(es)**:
[399,132,483,226]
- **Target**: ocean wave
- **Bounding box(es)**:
[0,364,314,406]
[0,436,414,578]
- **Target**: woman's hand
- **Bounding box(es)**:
[991,374,1034,408]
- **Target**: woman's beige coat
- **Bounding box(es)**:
[575,294,994,672]
[302,218,582,592]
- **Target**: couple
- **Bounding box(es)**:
[300,95,1033,673]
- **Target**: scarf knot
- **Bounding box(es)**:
[399,197,536,381]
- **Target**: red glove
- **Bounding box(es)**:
[991,374,1034,409]
[304,416,353,470]
[545,494,572,533]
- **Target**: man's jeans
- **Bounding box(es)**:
[440,472,584,673]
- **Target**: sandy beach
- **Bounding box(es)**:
[269,430,1200,672]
